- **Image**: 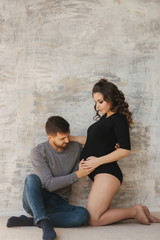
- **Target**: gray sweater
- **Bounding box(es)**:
[31,140,82,201]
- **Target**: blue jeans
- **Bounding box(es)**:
[22,174,89,227]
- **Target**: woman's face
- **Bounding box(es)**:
[93,92,111,115]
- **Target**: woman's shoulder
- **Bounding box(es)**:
[99,113,127,124]
[114,113,126,119]
[99,113,125,121]
[113,113,128,127]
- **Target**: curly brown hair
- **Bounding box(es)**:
[92,79,133,129]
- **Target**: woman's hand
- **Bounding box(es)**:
[81,156,101,170]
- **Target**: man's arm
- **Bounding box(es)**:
[31,149,92,192]
[69,136,87,146]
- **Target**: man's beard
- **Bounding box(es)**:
[54,141,67,149]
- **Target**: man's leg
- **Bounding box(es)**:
[46,193,89,227]
[7,174,56,240]
[22,174,49,224]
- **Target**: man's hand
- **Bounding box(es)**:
[80,156,101,170]
[76,159,94,179]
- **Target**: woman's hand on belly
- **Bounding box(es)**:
[81,156,101,170]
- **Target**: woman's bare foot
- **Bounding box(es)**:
[142,206,160,223]
[132,204,150,225]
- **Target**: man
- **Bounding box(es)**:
[7,116,93,240]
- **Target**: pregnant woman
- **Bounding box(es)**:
[70,79,160,226]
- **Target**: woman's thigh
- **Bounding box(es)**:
[87,173,120,220]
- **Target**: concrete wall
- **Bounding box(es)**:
[0,0,160,214]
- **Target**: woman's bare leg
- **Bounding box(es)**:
[90,180,93,190]
[87,174,150,226]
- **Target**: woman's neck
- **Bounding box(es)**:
[106,111,116,118]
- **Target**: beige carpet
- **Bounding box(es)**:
[1,214,160,240]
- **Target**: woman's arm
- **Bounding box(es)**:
[82,148,130,169]
[69,136,87,146]
[98,148,130,164]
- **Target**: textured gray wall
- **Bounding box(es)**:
[0,0,160,214]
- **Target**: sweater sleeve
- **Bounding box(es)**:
[113,114,131,150]
[31,148,78,192]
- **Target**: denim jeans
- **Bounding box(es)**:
[22,174,89,227]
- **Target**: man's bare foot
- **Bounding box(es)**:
[142,206,160,223]
[133,205,150,225]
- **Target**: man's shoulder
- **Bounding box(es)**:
[31,141,48,157]
[67,141,82,151]
[62,141,83,156]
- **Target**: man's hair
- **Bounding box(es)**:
[45,116,70,136]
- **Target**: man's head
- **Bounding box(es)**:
[45,116,70,151]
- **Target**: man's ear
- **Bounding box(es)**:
[48,134,56,140]
[48,135,52,140]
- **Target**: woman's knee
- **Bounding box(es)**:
[88,216,100,226]
[87,210,102,226]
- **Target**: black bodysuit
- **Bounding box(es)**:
[81,113,131,184]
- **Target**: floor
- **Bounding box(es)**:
[1,214,160,240]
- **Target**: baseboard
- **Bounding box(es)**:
[0,210,27,217]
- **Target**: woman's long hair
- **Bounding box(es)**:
[92,79,133,129]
